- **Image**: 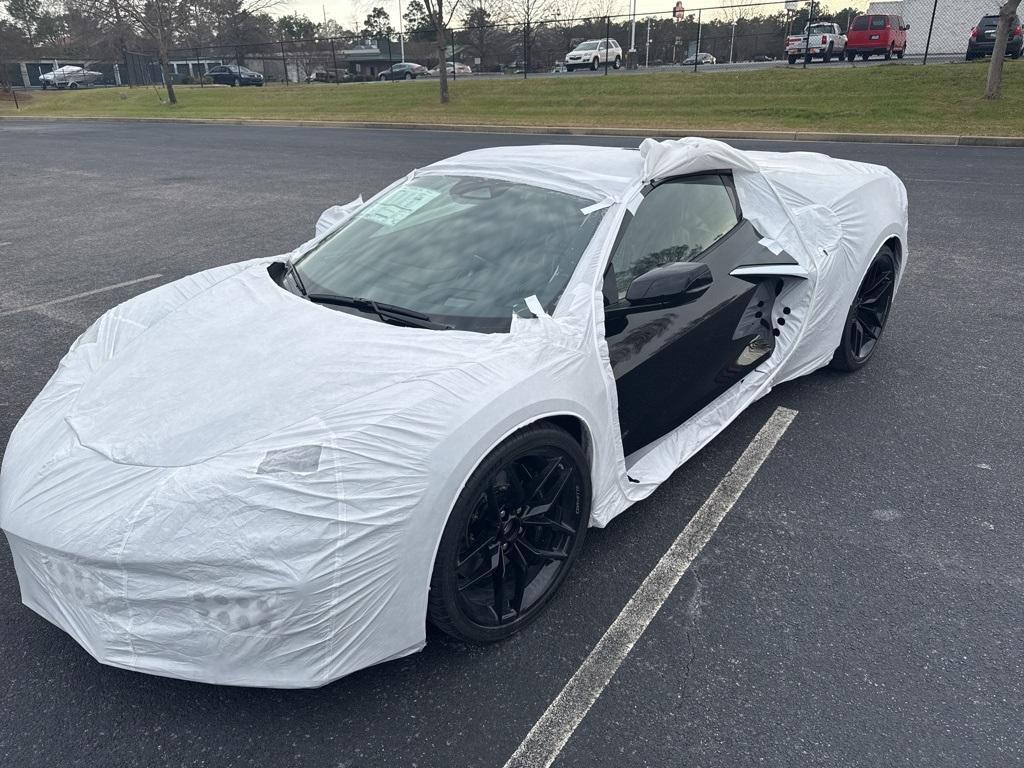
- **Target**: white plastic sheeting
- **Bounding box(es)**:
[0,139,907,687]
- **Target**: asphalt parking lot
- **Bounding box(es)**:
[1,121,1022,768]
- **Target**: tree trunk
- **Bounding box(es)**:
[436,24,449,104]
[157,38,177,105]
[985,1,1021,100]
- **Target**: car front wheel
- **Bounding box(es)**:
[405,72,413,80]
[830,245,897,372]
[591,57,599,70]
[428,423,591,643]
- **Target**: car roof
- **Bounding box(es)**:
[420,145,642,201]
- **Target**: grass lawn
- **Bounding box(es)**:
[2,62,1022,136]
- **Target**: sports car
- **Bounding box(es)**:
[0,138,908,688]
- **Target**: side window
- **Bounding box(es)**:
[607,175,739,301]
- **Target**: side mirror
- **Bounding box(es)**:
[903,24,911,31]
[625,261,713,306]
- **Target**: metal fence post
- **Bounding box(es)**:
[330,38,339,84]
[280,39,288,84]
[523,22,528,79]
[923,0,939,65]
[803,0,814,69]
[604,16,610,75]
[694,9,702,72]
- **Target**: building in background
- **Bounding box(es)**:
[866,0,1004,55]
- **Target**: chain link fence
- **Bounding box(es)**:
[2,1,1016,93]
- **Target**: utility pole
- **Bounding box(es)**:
[729,20,736,63]
[629,0,637,68]
[645,18,651,68]
[398,0,406,62]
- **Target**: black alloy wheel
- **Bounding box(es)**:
[428,424,590,643]
[831,245,897,372]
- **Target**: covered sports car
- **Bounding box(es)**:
[0,138,908,687]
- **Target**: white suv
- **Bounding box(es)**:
[565,39,623,71]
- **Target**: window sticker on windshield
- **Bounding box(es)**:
[359,186,441,226]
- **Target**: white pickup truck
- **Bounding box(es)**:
[786,22,847,64]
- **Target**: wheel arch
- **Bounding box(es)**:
[420,408,596,625]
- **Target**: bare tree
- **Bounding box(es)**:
[985,0,1021,99]
[84,0,276,104]
[422,0,460,103]
[499,0,556,72]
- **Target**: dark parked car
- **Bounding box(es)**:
[206,64,264,86]
[967,14,1023,60]
[377,62,428,81]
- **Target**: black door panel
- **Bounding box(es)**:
[606,217,792,457]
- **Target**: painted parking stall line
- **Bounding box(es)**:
[0,274,164,317]
[504,406,799,768]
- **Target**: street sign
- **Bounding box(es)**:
[785,1,801,11]
[672,2,685,20]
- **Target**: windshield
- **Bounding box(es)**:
[808,24,833,35]
[574,42,599,51]
[294,175,605,332]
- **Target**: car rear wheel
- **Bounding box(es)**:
[428,423,591,643]
[788,54,797,64]
[830,246,897,372]
[823,44,833,63]
[884,45,893,61]
[405,72,413,80]
[69,82,78,90]
[232,77,239,87]
[613,56,622,69]
[846,49,856,62]
[861,52,870,61]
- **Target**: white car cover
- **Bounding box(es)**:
[0,139,907,687]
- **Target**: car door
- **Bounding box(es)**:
[603,173,797,456]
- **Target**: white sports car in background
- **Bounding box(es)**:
[0,138,908,688]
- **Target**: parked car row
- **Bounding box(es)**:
[785,15,911,64]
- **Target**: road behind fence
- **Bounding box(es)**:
[0,0,1012,92]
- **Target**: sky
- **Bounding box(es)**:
[278,1,862,30]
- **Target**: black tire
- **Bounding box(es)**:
[69,81,79,90]
[804,53,813,64]
[428,423,591,643]
[846,49,856,62]
[379,74,387,81]
[41,81,48,89]
[613,56,622,69]
[232,77,239,87]
[823,44,833,63]
[788,54,798,65]
[830,246,897,372]
[1011,48,1022,60]
[404,72,413,80]
[896,48,905,60]
[591,57,599,71]
[884,45,893,61]
[566,65,574,72]
[861,52,870,61]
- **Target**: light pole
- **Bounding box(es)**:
[729,20,736,63]
[629,0,637,67]
[398,0,405,62]
[645,17,651,68]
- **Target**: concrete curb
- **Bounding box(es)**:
[2,114,1023,146]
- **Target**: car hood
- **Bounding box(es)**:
[65,263,524,468]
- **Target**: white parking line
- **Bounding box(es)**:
[0,274,164,317]
[503,406,799,768]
